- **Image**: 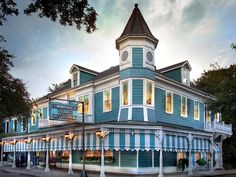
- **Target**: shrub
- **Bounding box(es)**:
[196,158,206,166]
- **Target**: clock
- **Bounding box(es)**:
[122,51,128,62]
[146,51,153,62]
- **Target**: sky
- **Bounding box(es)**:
[1,0,236,99]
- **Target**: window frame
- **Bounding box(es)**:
[165,91,173,114]
[103,89,112,112]
[5,120,9,134]
[205,109,211,123]
[194,101,200,120]
[143,80,155,107]
[180,96,188,117]
[13,118,17,133]
[73,72,78,87]
[21,118,27,132]
[31,111,36,126]
[78,94,90,114]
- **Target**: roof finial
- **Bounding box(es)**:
[135,3,138,8]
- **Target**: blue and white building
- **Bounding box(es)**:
[0,4,232,176]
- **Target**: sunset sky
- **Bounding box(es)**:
[1,0,236,98]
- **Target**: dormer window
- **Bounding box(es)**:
[73,72,78,87]
[182,68,190,85]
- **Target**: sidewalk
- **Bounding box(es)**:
[1,165,236,177]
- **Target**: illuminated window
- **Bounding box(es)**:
[103,89,112,112]
[181,96,187,117]
[121,81,129,106]
[73,72,78,87]
[195,152,201,161]
[78,95,90,114]
[166,91,173,113]
[194,101,199,120]
[177,152,186,161]
[145,81,154,105]
[206,109,211,123]
[215,113,220,122]
[31,111,36,126]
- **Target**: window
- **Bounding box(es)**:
[78,95,90,114]
[121,81,129,106]
[103,89,112,112]
[31,111,36,126]
[5,121,9,134]
[166,91,173,113]
[194,101,199,120]
[145,80,154,106]
[21,118,27,132]
[13,119,17,133]
[181,96,187,117]
[42,107,48,119]
[177,152,186,161]
[215,113,220,122]
[195,152,201,161]
[206,110,211,123]
[182,68,190,85]
[73,72,78,87]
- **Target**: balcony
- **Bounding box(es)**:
[39,115,93,128]
[204,119,232,136]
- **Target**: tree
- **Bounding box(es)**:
[48,83,63,93]
[0,1,97,123]
[193,63,236,168]
[231,43,236,50]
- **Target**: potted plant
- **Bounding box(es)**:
[196,158,206,166]
[178,158,189,171]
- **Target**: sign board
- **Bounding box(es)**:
[49,101,79,121]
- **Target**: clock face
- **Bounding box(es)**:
[146,51,153,62]
[122,51,128,62]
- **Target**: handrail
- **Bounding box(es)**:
[204,120,232,134]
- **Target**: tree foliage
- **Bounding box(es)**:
[193,63,236,168]
[48,83,63,93]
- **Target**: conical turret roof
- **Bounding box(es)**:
[116,4,158,49]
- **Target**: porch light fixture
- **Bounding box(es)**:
[64,133,74,140]
[10,140,17,145]
[42,136,51,142]
[24,138,33,144]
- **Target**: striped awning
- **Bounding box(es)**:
[3,131,211,152]
[192,138,211,152]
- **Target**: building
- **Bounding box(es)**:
[0,4,232,177]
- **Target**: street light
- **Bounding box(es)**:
[24,138,33,170]
[80,101,88,177]
[42,136,51,172]
[10,139,17,168]
[96,130,109,177]
[0,141,5,166]
[64,132,74,175]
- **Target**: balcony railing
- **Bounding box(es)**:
[39,115,93,128]
[204,119,232,135]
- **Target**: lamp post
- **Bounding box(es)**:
[42,136,51,172]
[80,101,88,177]
[0,141,4,166]
[96,130,109,177]
[24,138,33,170]
[10,139,17,168]
[64,132,75,175]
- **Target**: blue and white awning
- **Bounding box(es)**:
[192,138,211,152]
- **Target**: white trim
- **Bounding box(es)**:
[180,96,188,118]
[103,88,112,113]
[165,90,173,114]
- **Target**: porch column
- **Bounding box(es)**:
[26,142,31,170]
[68,139,73,175]
[45,141,50,172]
[12,144,16,168]
[220,137,223,169]
[187,134,193,176]
[210,137,214,174]
[0,142,4,166]
[155,130,165,177]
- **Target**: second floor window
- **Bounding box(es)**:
[78,95,90,114]
[194,101,199,120]
[121,81,129,106]
[73,72,78,87]
[22,118,27,132]
[166,91,173,113]
[181,96,187,117]
[5,121,9,134]
[145,81,154,106]
[104,89,112,112]
[32,112,36,126]
[43,107,48,119]
[13,119,17,133]
[206,109,211,123]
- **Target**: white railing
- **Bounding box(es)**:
[39,115,93,128]
[204,120,232,134]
